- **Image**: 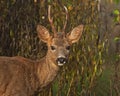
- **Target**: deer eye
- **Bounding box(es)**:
[66,46,70,50]
[51,46,56,50]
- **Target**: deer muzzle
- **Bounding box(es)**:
[56,57,67,66]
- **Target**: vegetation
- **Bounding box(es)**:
[0,0,119,96]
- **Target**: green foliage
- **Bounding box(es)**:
[114,37,120,41]
[113,9,120,15]
[113,0,120,4]
[113,9,120,23]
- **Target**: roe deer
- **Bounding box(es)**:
[0,6,84,96]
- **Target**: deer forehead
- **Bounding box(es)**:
[52,38,69,46]
[49,32,69,46]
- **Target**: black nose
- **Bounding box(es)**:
[57,57,67,64]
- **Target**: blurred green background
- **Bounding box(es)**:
[0,0,120,96]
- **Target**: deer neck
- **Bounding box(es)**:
[37,53,59,88]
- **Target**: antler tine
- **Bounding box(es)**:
[48,5,56,36]
[62,6,68,32]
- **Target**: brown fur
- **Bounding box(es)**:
[0,56,59,96]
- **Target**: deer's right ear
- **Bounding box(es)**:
[37,25,51,43]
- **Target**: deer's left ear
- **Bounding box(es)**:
[67,25,84,44]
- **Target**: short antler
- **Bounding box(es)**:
[62,6,68,33]
[48,5,57,36]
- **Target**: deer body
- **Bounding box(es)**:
[0,6,84,96]
[0,55,59,96]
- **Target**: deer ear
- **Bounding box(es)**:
[37,25,51,43]
[67,25,84,44]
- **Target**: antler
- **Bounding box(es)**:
[48,5,57,36]
[62,6,68,32]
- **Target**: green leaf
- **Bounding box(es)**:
[113,9,120,15]
[10,30,14,37]
[52,81,59,96]
[114,37,120,41]
[113,12,120,22]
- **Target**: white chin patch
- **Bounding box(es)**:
[57,61,66,66]
[58,63,64,66]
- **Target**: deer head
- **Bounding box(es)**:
[37,6,84,66]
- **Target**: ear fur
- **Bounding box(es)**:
[67,25,84,44]
[37,25,51,43]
